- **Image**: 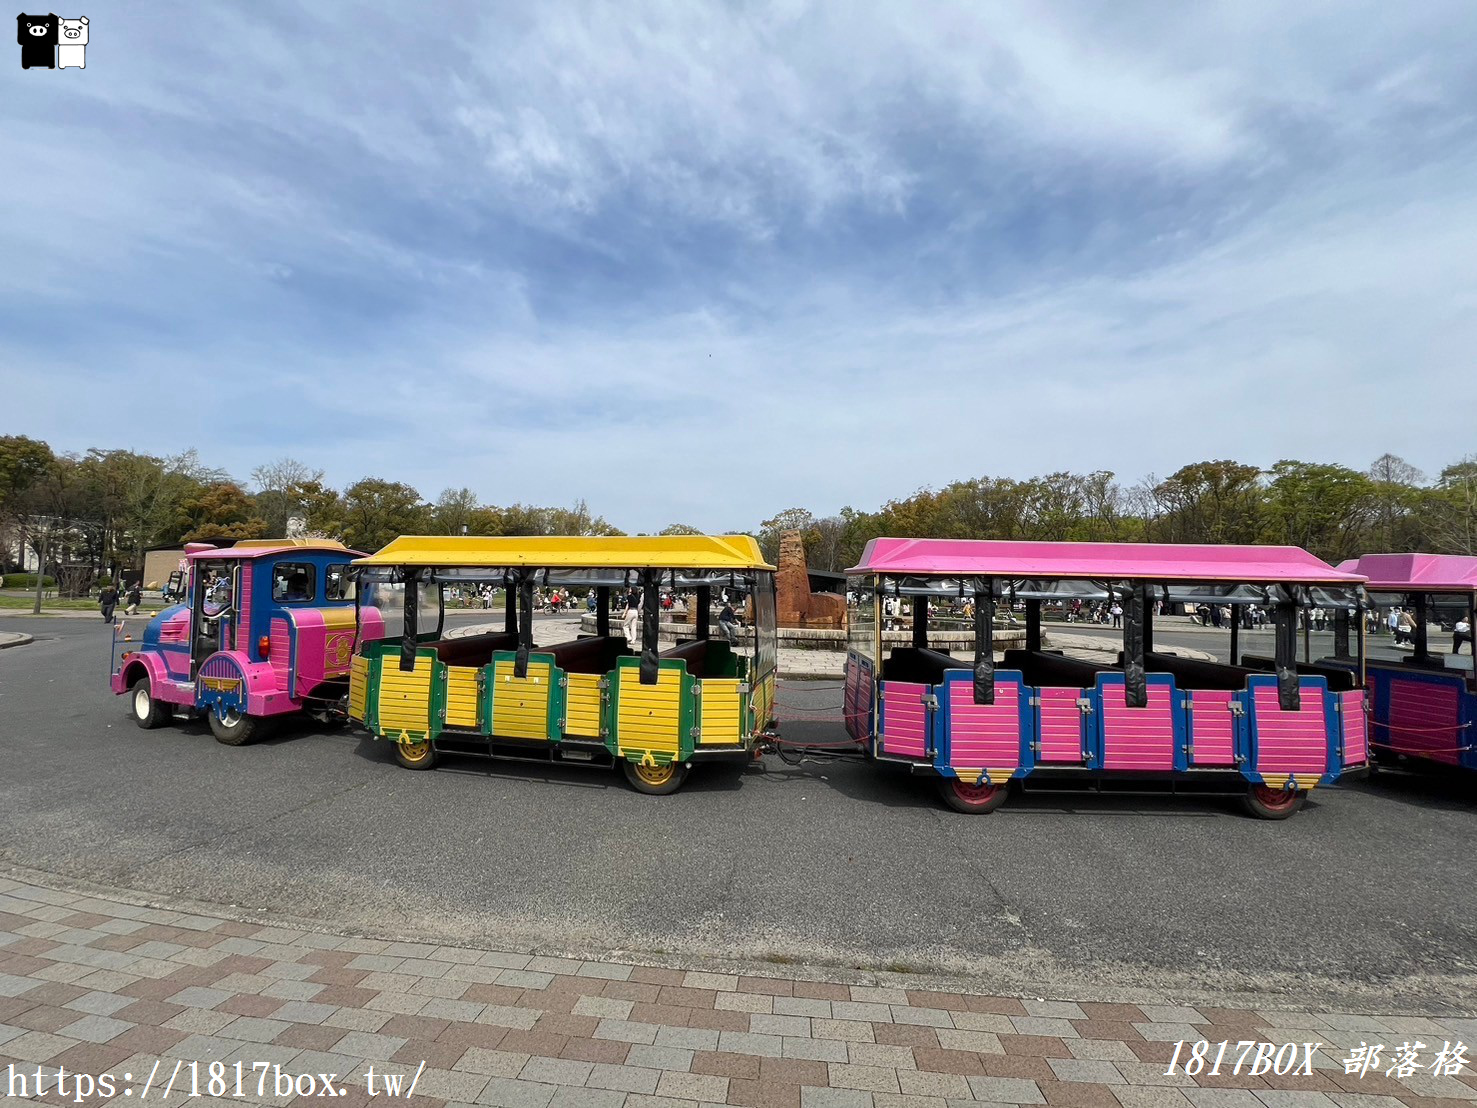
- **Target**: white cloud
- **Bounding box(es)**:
[2,1,1475,533]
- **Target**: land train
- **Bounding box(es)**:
[109,533,1411,818]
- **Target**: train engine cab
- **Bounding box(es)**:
[110,539,383,744]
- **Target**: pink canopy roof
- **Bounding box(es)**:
[185,541,363,562]
[1339,553,1477,593]
[847,538,1363,584]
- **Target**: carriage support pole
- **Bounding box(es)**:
[695,585,711,641]
[639,570,661,684]
[595,586,610,638]
[1123,585,1147,709]
[1274,594,1301,711]
[514,573,535,679]
[399,569,420,672]
[972,577,994,705]
[1413,594,1430,661]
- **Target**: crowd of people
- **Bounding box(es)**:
[436,584,748,647]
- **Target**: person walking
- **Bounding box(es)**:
[622,588,641,645]
[1452,616,1471,656]
[98,581,118,622]
[1396,608,1415,647]
[718,600,741,644]
[125,581,142,615]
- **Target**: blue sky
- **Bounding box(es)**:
[4,1,1476,532]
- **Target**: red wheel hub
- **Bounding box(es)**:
[951,779,997,806]
[1252,785,1298,810]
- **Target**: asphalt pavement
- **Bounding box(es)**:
[1,616,1473,1014]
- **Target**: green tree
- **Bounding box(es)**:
[1146,461,1265,544]
[1262,461,1378,562]
[177,482,270,543]
[659,523,704,536]
[339,479,429,552]
[1366,453,1425,552]
[251,458,325,535]
[1420,457,1477,555]
[0,435,55,517]
[431,487,480,535]
[286,478,344,538]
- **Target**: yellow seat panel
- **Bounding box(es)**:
[565,672,602,739]
[377,654,435,735]
[348,655,369,722]
[699,678,743,746]
[490,659,554,741]
[444,664,480,729]
[615,666,682,759]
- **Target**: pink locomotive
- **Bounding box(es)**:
[110,540,383,744]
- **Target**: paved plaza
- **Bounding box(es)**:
[3,874,1476,1108]
[1,616,1474,1108]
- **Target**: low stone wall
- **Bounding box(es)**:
[577,614,1028,652]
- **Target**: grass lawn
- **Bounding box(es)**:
[0,595,167,612]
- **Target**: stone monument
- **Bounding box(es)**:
[775,529,845,629]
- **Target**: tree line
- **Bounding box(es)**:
[755,454,1477,573]
[0,438,620,578]
[2,436,1473,578]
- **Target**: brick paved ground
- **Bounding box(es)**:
[1,876,1473,1108]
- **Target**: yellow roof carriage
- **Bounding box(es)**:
[347,535,778,794]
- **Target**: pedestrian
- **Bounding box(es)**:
[125,581,142,615]
[1388,607,1400,640]
[719,600,741,644]
[1110,601,1123,628]
[1453,616,1471,655]
[1395,609,1415,647]
[622,588,641,645]
[98,581,118,622]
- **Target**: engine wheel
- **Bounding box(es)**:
[209,708,260,746]
[131,678,170,730]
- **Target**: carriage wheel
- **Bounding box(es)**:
[394,738,438,770]
[1242,784,1305,820]
[937,776,1009,814]
[623,759,689,795]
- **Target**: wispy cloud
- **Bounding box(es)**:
[2,1,1474,530]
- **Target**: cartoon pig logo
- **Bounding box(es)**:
[57,15,86,68]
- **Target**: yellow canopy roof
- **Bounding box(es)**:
[354,534,773,571]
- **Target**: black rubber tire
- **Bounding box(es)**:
[622,759,690,795]
[130,678,170,730]
[209,708,260,746]
[1241,784,1306,820]
[393,739,438,770]
[937,776,1009,814]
